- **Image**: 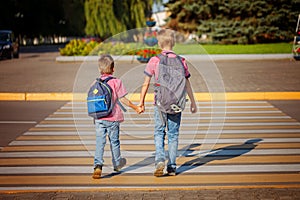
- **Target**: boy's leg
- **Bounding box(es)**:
[107,121,124,170]
[166,112,181,175]
[93,120,107,179]
[154,106,167,164]
[153,106,167,177]
[94,120,107,166]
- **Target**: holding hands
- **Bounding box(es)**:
[136,104,144,114]
[134,104,144,114]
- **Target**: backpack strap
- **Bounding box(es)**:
[96,76,115,83]
[156,53,186,75]
[97,76,127,112]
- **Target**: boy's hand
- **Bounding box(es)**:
[190,102,197,113]
[137,104,145,114]
[135,105,144,114]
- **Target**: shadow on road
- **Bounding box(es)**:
[101,143,198,179]
[176,138,263,174]
[101,138,262,178]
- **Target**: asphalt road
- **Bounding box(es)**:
[0,48,299,148]
[0,46,299,199]
[0,101,66,147]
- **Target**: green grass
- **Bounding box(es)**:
[173,43,293,54]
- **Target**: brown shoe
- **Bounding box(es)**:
[154,162,165,177]
[92,165,102,179]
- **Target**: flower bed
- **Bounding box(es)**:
[135,48,162,62]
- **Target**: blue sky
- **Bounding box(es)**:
[153,0,168,13]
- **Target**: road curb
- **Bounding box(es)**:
[0,92,300,101]
[55,54,293,62]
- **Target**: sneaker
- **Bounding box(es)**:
[154,161,165,177]
[92,165,102,179]
[114,158,127,172]
[167,166,176,176]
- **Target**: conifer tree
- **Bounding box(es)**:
[165,0,300,44]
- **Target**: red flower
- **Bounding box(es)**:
[136,48,162,58]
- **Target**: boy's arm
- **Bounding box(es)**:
[186,78,197,113]
[119,96,142,114]
[139,76,151,112]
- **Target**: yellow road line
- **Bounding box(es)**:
[0,93,25,100]
[0,92,300,101]
[0,174,299,185]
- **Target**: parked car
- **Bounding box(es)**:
[293,36,300,61]
[0,30,19,59]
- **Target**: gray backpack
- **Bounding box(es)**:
[155,52,187,114]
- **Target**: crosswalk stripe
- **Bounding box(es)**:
[8,138,300,146]
[1,100,300,190]
[35,122,300,128]
[1,155,300,166]
[14,133,300,141]
[1,149,300,158]
[46,116,293,121]
[23,129,300,135]
[65,106,276,110]
[0,164,299,174]
[41,119,296,124]
[3,143,300,152]
[28,126,300,132]
[60,111,283,114]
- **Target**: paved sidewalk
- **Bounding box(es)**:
[0,52,299,94]
[0,188,299,200]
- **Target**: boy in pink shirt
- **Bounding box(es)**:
[93,54,142,179]
[139,29,197,177]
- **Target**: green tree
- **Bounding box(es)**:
[84,0,156,39]
[0,0,85,37]
[165,0,300,44]
[61,0,85,36]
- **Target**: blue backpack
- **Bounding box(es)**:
[87,77,115,119]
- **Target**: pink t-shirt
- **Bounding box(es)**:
[144,50,191,79]
[98,74,128,122]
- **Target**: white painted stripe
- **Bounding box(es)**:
[119,129,300,135]
[55,111,283,115]
[35,122,300,128]
[0,121,37,124]
[23,129,300,136]
[0,164,299,174]
[122,122,300,127]
[45,116,292,121]
[8,138,300,146]
[0,149,300,158]
[63,105,275,110]
[24,131,86,135]
[67,101,269,105]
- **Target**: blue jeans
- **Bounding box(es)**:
[154,106,181,169]
[94,120,121,168]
